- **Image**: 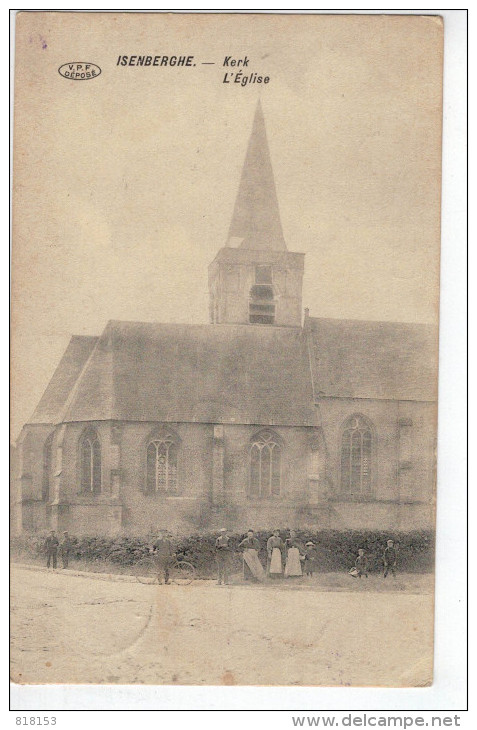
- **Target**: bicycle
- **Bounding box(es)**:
[133,555,196,585]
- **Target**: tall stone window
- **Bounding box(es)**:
[249,430,281,497]
[146,431,179,493]
[42,432,54,502]
[340,415,372,494]
[80,428,102,494]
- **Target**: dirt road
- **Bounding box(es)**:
[11,566,433,686]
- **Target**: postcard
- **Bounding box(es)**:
[11,12,443,687]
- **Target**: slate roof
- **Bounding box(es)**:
[26,316,437,429]
[308,317,438,401]
[29,336,98,424]
[58,321,319,427]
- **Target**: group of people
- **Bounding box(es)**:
[44,530,72,569]
[216,530,399,585]
[215,528,318,585]
[43,527,398,583]
[350,539,398,579]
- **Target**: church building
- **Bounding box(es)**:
[13,103,438,537]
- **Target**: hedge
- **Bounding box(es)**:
[10,529,434,577]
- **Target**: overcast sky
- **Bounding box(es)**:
[12,13,443,437]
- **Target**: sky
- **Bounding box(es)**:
[11,12,443,438]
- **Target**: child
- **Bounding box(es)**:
[303,541,317,577]
[355,548,368,578]
[383,539,397,579]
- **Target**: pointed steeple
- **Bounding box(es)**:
[228,101,287,251]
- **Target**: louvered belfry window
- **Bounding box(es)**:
[80,429,102,493]
[249,269,275,324]
[249,431,281,497]
[340,416,372,494]
[146,434,178,493]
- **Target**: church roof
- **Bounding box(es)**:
[29,335,99,424]
[227,101,287,252]
[58,321,319,427]
[308,317,438,401]
[26,316,437,430]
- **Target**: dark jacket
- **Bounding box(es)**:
[60,536,72,552]
[304,546,317,562]
[152,538,173,557]
[215,535,231,551]
[45,535,59,551]
[383,546,397,565]
[355,554,368,571]
[285,537,304,554]
[239,536,260,551]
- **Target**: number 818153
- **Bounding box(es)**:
[15,719,56,726]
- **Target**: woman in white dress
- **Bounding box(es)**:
[284,530,304,577]
[266,529,285,578]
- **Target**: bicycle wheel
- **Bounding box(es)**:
[133,556,158,585]
[171,560,195,585]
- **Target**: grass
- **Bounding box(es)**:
[11,552,433,593]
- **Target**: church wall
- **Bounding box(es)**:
[14,403,435,535]
[14,424,54,533]
[318,398,436,530]
[118,421,212,535]
[118,422,317,534]
[54,420,320,535]
[222,423,312,499]
[327,501,435,532]
[58,421,115,498]
[49,420,210,535]
[396,400,437,506]
[45,421,119,535]
[211,423,320,531]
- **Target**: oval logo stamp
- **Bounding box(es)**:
[58,62,101,80]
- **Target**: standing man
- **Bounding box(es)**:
[59,531,72,569]
[383,539,397,579]
[151,529,175,584]
[45,530,59,569]
[215,528,231,585]
[238,529,265,582]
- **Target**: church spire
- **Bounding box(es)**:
[228,100,287,251]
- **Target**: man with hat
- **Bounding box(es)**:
[45,530,59,570]
[215,528,231,585]
[59,530,72,569]
[151,529,175,584]
[383,539,397,579]
[239,530,265,582]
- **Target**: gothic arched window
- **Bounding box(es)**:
[80,428,102,493]
[42,432,54,502]
[249,430,281,497]
[146,431,179,493]
[340,415,372,494]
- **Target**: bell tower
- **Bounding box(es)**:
[208,101,304,327]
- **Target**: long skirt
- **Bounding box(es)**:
[243,549,265,582]
[269,547,283,576]
[285,547,302,577]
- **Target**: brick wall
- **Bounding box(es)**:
[14,400,436,535]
